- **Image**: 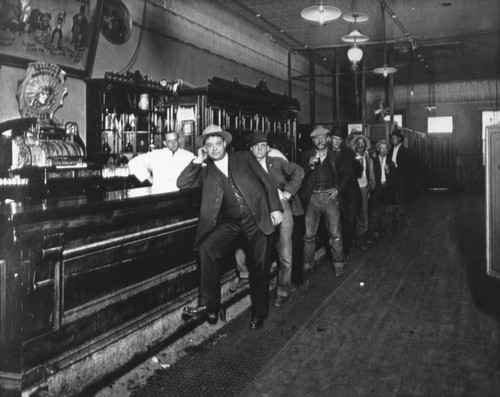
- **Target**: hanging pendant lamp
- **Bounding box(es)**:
[373,2,397,77]
[342,12,369,68]
[301,1,342,25]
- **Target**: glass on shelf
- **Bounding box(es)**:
[123,133,133,153]
[136,132,149,153]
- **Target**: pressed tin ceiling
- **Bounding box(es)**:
[221,0,500,85]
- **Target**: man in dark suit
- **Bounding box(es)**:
[177,125,283,330]
[299,126,351,278]
[388,129,411,204]
[372,139,394,206]
[330,127,362,260]
[247,131,304,307]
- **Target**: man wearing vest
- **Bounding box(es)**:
[299,126,351,278]
[177,125,283,330]
[350,134,376,251]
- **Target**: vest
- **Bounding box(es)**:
[219,171,250,220]
[313,155,336,191]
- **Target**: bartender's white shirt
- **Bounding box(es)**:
[128,147,195,192]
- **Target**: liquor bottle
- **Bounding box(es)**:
[102,132,112,164]
[124,134,133,153]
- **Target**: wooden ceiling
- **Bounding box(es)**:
[223,0,500,85]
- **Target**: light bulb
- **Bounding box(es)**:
[383,68,388,78]
[348,46,363,63]
[319,5,325,25]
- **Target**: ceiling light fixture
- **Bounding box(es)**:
[342,11,369,69]
[301,1,342,25]
[373,1,397,77]
[341,28,369,43]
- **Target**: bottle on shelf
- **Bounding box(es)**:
[102,132,112,165]
[124,133,133,153]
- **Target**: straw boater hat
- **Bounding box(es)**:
[350,134,371,151]
[195,124,232,147]
[375,139,391,151]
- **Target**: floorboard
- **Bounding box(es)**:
[97,191,500,397]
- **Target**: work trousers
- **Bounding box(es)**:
[303,191,345,270]
[356,185,370,239]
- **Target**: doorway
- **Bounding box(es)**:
[426,133,455,189]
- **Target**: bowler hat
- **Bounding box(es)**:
[248,131,268,147]
[195,124,233,147]
[330,126,343,139]
[391,128,404,140]
[310,126,330,138]
[375,139,391,151]
[350,134,371,151]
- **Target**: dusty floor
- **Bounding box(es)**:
[91,192,500,397]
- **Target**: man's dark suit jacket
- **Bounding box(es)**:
[373,154,390,187]
[338,146,362,207]
[177,151,283,250]
[388,144,411,181]
[298,147,351,206]
[264,156,304,216]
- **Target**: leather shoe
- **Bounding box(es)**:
[249,317,264,330]
[182,305,218,324]
[274,295,289,308]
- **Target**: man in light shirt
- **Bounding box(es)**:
[370,139,395,237]
[372,139,393,204]
[128,131,195,192]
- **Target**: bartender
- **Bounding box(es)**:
[128,131,195,192]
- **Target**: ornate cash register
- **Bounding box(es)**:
[0,62,98,200]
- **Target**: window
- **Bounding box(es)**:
[383,114,403,127]
[427,116,453,134]
[348,123,363,134]
[481,110,500,163]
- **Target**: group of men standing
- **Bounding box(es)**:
[129,123,410,331]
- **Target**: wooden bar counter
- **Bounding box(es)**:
[0,186,236,396]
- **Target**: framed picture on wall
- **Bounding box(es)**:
[0,0,103,78]
[100,0,132,45]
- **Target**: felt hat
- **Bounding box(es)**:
[247,131,268,147]
[330,126,343,139]
[391,128,404,140]
[310,126,330,138]
[350,134,371,151]
[195,124,232,147]
[375,139,391,151]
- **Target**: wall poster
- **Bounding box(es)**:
[0,0,103,78]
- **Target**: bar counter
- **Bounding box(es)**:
[0,186,237,395]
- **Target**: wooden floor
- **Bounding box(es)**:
[240,192,500,396]
[104,191,500,397]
